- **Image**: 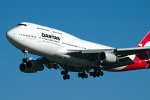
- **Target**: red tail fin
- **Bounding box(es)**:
[137,31,150,47]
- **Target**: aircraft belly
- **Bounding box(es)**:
[47,55,96,68]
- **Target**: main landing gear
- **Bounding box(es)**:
[61,70,70,80]
[77,67,104,79]
[78,72,88,79]
[89,67,104,77]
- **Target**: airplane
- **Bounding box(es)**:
[6,22,150,80]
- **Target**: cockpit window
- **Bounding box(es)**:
[17,24,27,26]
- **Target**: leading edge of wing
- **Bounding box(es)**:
[67,49,113,54]
[67,46,150,55]
[116,46,150,56]
[67,46,150,60]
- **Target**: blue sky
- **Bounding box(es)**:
[0,0,150,100]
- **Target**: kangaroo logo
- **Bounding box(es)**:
[138,44,143,47]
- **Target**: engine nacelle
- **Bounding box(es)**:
[99,52,117,63]
[19,59,44,73]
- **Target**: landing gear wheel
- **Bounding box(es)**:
[81,73,85,79]
[96,72,100,77]
[63,75,70,80]
[63,75,67,80]
[90,72,93,76]
[81,75,84,79]
[100,71,104,76]
[66,75,70,79]
[78,73,81,77]
[61,71,65,75]
[61,70,68,75]
[93,72,96,77]
[85,74,88,78]
[19,63,25,72]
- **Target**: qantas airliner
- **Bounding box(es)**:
[6,22,150,80]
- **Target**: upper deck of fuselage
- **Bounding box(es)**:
[18,22,80,40]
[18,22,114,50]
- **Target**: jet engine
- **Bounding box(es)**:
[98,52,117,63]
[19,59,44,73]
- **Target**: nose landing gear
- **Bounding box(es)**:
[22,50,29,63]
[19,50,31,72]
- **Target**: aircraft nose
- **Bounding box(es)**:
[6,30,12,41]
[6,29,15,43]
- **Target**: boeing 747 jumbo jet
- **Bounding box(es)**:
[6,22,150,80]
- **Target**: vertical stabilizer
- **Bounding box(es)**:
[137,31,150,47]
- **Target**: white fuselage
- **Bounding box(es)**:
[6,22,114,69]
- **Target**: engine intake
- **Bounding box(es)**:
[99,52,117,63]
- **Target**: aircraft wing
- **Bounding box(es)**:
[117,47,150,57]
[67,46,150,61]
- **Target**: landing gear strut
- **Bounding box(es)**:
[61,70,70,80]
[22,50,29,63]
